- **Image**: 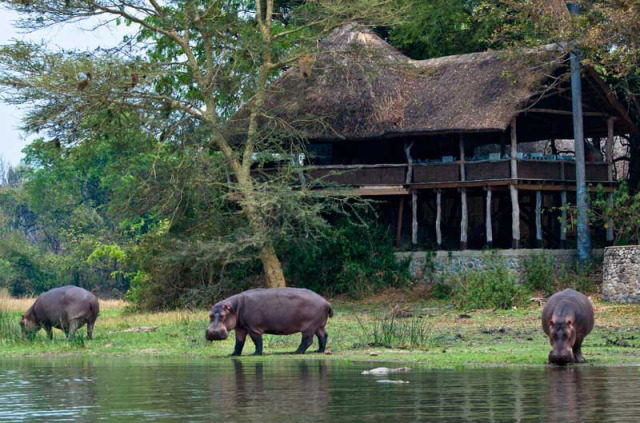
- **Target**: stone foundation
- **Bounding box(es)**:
[396,249,599,283]
[602,246,640,303]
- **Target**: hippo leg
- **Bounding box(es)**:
[249,332,263,356]
[573,341,586,363]
[66,319,82,340]
[44,324,53,340]
[86,320,95,340]
[231,328,247,356]
[315,327,328,353]
[295,330,314,354]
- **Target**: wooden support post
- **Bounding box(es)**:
[486,187,493,249]
[606,117,615,243]
[461,188,468,250]
[411,190,418,246]
[459,134,466,181]
[396,197,405,248]
[404,140,414,184]
[459,135,467,249]
[436,189,442,249]
[561,191,568,249]
[536,191,543,248]
[510,118,520,249]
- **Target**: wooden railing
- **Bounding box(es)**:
[285,160,611,187]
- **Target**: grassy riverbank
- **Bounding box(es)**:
[2,289,640,367]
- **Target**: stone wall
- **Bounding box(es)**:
[396,249,599,283]
[602,246,640,303]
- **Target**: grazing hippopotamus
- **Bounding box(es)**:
[20,285,100,340]
[542,288,594,365]
[205,288,333,356]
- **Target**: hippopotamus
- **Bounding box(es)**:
[20,285,100,340]
[542,288,594,365]
[205,288,333,356]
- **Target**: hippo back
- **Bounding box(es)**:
[236,288,332,335]
[542,289,594,336]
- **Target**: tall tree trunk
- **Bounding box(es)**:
[259,242,286,288]
[235,167,287,288]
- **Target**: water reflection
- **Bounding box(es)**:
[2,359,640,422]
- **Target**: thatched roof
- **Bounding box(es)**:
[230,25,635,142]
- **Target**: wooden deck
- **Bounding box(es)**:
[303,160,615,194]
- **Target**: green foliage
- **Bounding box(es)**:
[387,0,494,59]
[0,289,20,342]
[451,260,526,310]
[355,311,434,350]
[431,279,453,300]
[590,181,640,246]
[281,218,412,298]
[523,253,555,294]
[556,262,599,295]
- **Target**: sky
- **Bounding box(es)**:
[0,7,131,166]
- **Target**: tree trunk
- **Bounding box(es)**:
[260,242,286,288]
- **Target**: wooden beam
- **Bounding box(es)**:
[525,108,610,117]
[607,193,614,243]
[561,191,567,249]
[396,197,404,248]
[436,189,442,249]
[511,117,520,249]
[607,117,615,181]
[486,187,493,248]
[411,190,418,245]
[536,191,543,248]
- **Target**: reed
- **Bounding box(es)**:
[0,289,21,341]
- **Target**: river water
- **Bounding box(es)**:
[1,358,640,422]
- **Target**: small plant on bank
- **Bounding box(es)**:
[0,289,21,342]
[451,260,526,310]
[523,253,556,294]
[355,310,433,350]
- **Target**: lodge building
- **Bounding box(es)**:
[239,26,637,251]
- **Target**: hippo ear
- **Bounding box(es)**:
[566,319,573,326]
[223,304,234,313]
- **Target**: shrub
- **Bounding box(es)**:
[0,289,20,342]
[523,253,556,294]
[281,218,412,298]
[355,310,433,350]
[451,260,526,310]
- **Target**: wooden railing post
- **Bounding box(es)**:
[486,187,493,249]
[436,189,442,250]
[459,134,468,250]
[606,117,615,243]
[510,118,521,249]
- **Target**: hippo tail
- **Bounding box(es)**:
[328,305,334,318]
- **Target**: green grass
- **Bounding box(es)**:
[1,291,640,368]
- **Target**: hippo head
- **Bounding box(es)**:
[547,315,576,365]
[19,313,39,337]
[206,303,237,341]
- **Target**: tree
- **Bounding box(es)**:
[0,0,405,289]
